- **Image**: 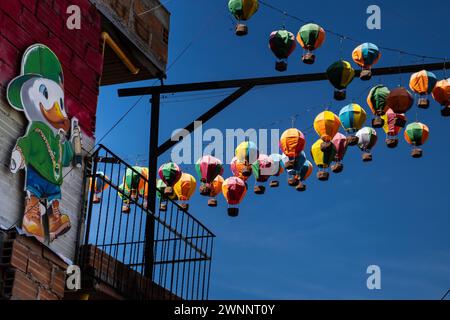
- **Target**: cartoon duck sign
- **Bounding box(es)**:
[7,44,82,243]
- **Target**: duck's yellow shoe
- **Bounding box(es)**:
[22,196,45,242]
[49,200,71,240]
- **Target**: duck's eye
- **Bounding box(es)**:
[60,98,64,110]
[39,84,48,99]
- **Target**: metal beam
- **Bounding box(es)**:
[157,85,254,155]
[118,62,448,96]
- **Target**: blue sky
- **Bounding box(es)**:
[95,0,450,299]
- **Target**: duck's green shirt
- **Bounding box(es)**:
[16,121,74,185]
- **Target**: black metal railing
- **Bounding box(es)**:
[78,145,215,300]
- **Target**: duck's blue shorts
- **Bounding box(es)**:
[25,166,61,202]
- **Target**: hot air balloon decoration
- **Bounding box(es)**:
[195,155,224,196]
[297,160,313,191]
[279,128,306,170]
[252,154,274,194]
[156,179,177,211]
[174,173,197,211]
[231,156,250,181]
[282,151,306,187]
[326,60,355,100]
[338,103,367,145]
[88,171,109,204]
[331,133,348,173]
[222,176,247,217]
[367,85,390,128]
[267,153,284,187]
[313,111,341,151]
[386,87,414,114]
[296,23,326,64]
[228,0,259,36]
[432,78,450,116]
[158,162,182,197]
[381,109,407,148]
[311,138,336,181]
[119,166,149,213]
[269,29,296,72]
[356,127,377,162]
[235,140,259,177]
[352,43,381,80]
[409,70,438,108]
[208,175,224,207]
[404,122,429,158]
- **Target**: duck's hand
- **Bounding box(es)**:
[10,148,24,173]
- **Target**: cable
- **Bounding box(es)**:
[259,0,447,62]
[137,0,174,16]
[442,289,450,300]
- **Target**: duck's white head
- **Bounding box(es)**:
[21,77,70,134]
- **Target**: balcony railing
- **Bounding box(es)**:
[77,145,215,300]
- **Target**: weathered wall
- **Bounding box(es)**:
[0,0,103,259]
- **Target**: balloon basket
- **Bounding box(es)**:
[164,186,174,197]
[385,138,398,148]
[121,205,130,214]
[284,160,295,170]
[92,194,101,204]
[287,177,299,187]
[296,183,306,192]
[130,190,137,200]
[346,135,359,146]
[362,152,372,162]
[441,105,450,117]
[235,24,248,36]
[227,208,239,217]
[159,202,167,212]
[331,163,344,173]
[199,185,211,196]
[320,141,332,152]
[334,90,346,101]
[179,203,189,211]
[254,185,266,195]
[302,52,315,64]
[359,68,372,81]
[269,180,279,188]
[242,166,252,177]
[207,199,217,207]
[317,171,329,181]
[394,117,406,128]
[411,148,423,158]
[275,61,287,72]
[372,117,384,128]
[417,98,429,109]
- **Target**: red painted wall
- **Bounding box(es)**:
[0,0,103,137]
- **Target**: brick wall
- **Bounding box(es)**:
[0,229,68,300]
[0,0,103,260]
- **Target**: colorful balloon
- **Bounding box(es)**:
[338,103,367,145]
[228,0,259,36]
[386,87,414,114]
[356,127,377,162]
[409,70,438,108]
[88,171,109,204]
[208,175,224,207]
[156,179,177,211]
[352,43,381,80]
[331,132,348,173]
[120,166,149,213]
[267,153,284,187]
[269,30,296,72]
[367,85,390,128]
[296,23,326,64]
[279,128,306,169]
[432,79,450,116]
[381,109,407,148]
[282,151,306,187]
[404,122,429,158]
[195,155,224,196]
[310,138,336,181]
[297,160,313,191]
[251,154,274,194]
[313,111,341,143]
[174,173,197,211]
[235,140,259,168]
[158,162,182,196]
[326,60,355,100]
[231,156,250,181]
[222,177,247,217]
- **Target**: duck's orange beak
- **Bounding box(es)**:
[40,102,70,132]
